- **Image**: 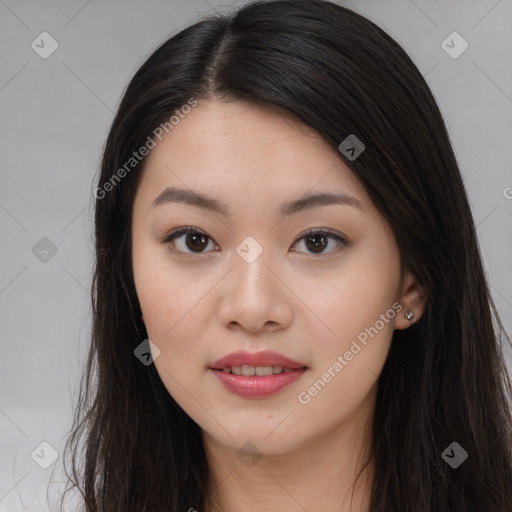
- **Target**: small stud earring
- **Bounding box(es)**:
[405,310,414,321]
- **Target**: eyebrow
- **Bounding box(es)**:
[150,186,365,217]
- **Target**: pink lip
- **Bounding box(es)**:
[210,350,307,369]
[210,368,307,398]
[209,350,308,399]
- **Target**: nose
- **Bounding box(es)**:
[215,243,293,334]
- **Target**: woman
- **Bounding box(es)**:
[60,1,512,510]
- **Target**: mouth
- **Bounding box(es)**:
[210,349,307,371]
[209,364,308,398]
[213,365,307,376]
[208,350,308,398]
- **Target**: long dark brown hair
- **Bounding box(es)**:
[58,1,512,510]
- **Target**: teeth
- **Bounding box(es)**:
[242,365,255,376]
[220,365,298,375]
[255,366,273,376]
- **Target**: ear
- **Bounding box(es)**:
[394,270,427,330]
[141,313,145,324]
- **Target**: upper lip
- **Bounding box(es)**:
[210,350,307,369]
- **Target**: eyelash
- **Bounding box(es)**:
[161,226,350,256]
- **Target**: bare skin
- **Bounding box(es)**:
[131,98,426,511]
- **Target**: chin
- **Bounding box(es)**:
[204,425,305,457]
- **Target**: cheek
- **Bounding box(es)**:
[133,234,180,313]
[321,278,397,344]
[132,243,214,370]
[309,244,400,370]
[137,271,199,345]
[134,257,207,404]
[133,240,183,341]
[298,284,396,421]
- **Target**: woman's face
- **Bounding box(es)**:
[131,99,423,455]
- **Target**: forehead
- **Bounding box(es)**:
[135,99,374,218]
[146,99,333,168]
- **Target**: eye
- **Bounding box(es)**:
[291,228,349,255]
[162,226,218,255]
[161,226,349,256]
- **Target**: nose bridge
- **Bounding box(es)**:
[214,232,291,332]
[232,234,275,293]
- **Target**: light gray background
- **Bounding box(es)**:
[1,1,511,510]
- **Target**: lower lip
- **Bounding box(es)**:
[210,368,307,398]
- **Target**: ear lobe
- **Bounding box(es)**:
[394,270,427,330]
[141,314,145,324]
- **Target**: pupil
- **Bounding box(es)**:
[186,233,208,252]
[306,234,327,253]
